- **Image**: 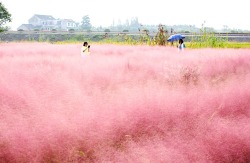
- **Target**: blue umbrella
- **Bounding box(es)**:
[167,34,185,42]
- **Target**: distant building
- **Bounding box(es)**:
[28,14,57,31]
[17,24,35,31]
[57,19,78,31]
[17,14,79,31]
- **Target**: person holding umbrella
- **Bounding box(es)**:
[167,34,185,48]
[178,39,186,50]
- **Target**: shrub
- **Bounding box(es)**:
[51,29,57,33]
[104,29,111,32]
[33,29,40,33]
[68,29,75,33]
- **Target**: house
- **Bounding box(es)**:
[28,14,57,31]
[17,24,35,31]
[17,14,80,31]
[56,19,78,31]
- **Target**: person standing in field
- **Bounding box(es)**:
[81,42,90,56]
[178,39,186,50]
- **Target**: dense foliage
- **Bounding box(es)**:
[0,2,11,32]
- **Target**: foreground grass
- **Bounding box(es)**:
[1,43,250,162]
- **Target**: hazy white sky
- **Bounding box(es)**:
[1,0,249,30]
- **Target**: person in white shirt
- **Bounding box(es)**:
[178,39,186,51]
[81,42,90,56]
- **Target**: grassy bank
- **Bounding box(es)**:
[185,42,250,49]
[1,32,250,49]
[54,40,250,49]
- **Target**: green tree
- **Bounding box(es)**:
[154,24,167,46]
[0,2,11,32]
[81,15,92,31]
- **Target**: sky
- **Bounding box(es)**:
[1,0,249,30]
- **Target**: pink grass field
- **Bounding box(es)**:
[0,43,250,162]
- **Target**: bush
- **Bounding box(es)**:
[189,27,228,48]
[33,29,40,33]
[51,29,57,33]
[0,27,9,32]
[123,29,129,33]
[68,29,75,33]
[104,29,111,32]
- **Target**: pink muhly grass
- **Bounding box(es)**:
[0,42,250,162]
